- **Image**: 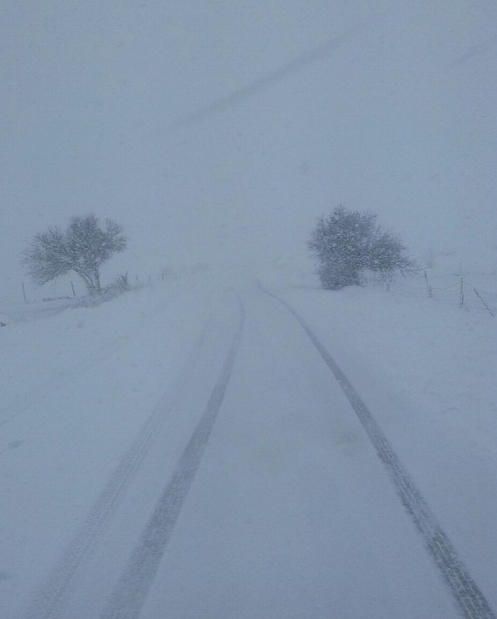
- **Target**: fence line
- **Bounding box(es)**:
[369,270,496,317]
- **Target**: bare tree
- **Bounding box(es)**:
[22,215,127,295]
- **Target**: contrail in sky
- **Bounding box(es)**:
[172,15,384,128]
[449,34,497,68]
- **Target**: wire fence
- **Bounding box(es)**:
[0,265,209,325]
[368,269,497,317]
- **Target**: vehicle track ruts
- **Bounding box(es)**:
[99,297,244,619]
[263,287,495,619]
[21,314,215,619]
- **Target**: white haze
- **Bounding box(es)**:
[2,1,497,301]
[2,6,497,617]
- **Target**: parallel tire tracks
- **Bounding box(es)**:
[264,287,495,619]
[100,298,244,619]
[22,316,214,619]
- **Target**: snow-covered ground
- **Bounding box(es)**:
[0,298,83,325]
[0,278,225,618]
[1,273,496,618]
[279,279,497,588]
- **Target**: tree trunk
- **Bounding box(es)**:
[94,269,101,293]
[73,270,96,296]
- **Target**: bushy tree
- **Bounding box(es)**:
[369,229,412,284]
[309,206,412,289]
[23,215,127,295]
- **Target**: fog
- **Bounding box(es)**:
[3,5,497,617]
[2,1,497,301]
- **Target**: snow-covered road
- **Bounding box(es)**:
[2,281,495,618]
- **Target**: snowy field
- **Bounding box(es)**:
[1,272,496,618]
[2,1,497,617]
[280,279,497,575]
[0,298,83,326]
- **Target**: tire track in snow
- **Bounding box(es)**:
[264,287,495,619]
[22,315,214,619]
[100,298,244,619]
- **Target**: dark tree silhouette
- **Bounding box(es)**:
[23,215,127,295]
[309,206,412,290]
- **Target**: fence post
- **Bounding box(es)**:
[459,276,464,308]
[71,281,76,297]
[473,288,495,317]
[22,282,28,304]
[423,271,433,298]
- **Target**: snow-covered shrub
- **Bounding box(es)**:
[309,206,412,290]
[22,215,127,296]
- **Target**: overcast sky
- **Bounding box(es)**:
[2,1,497,301]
